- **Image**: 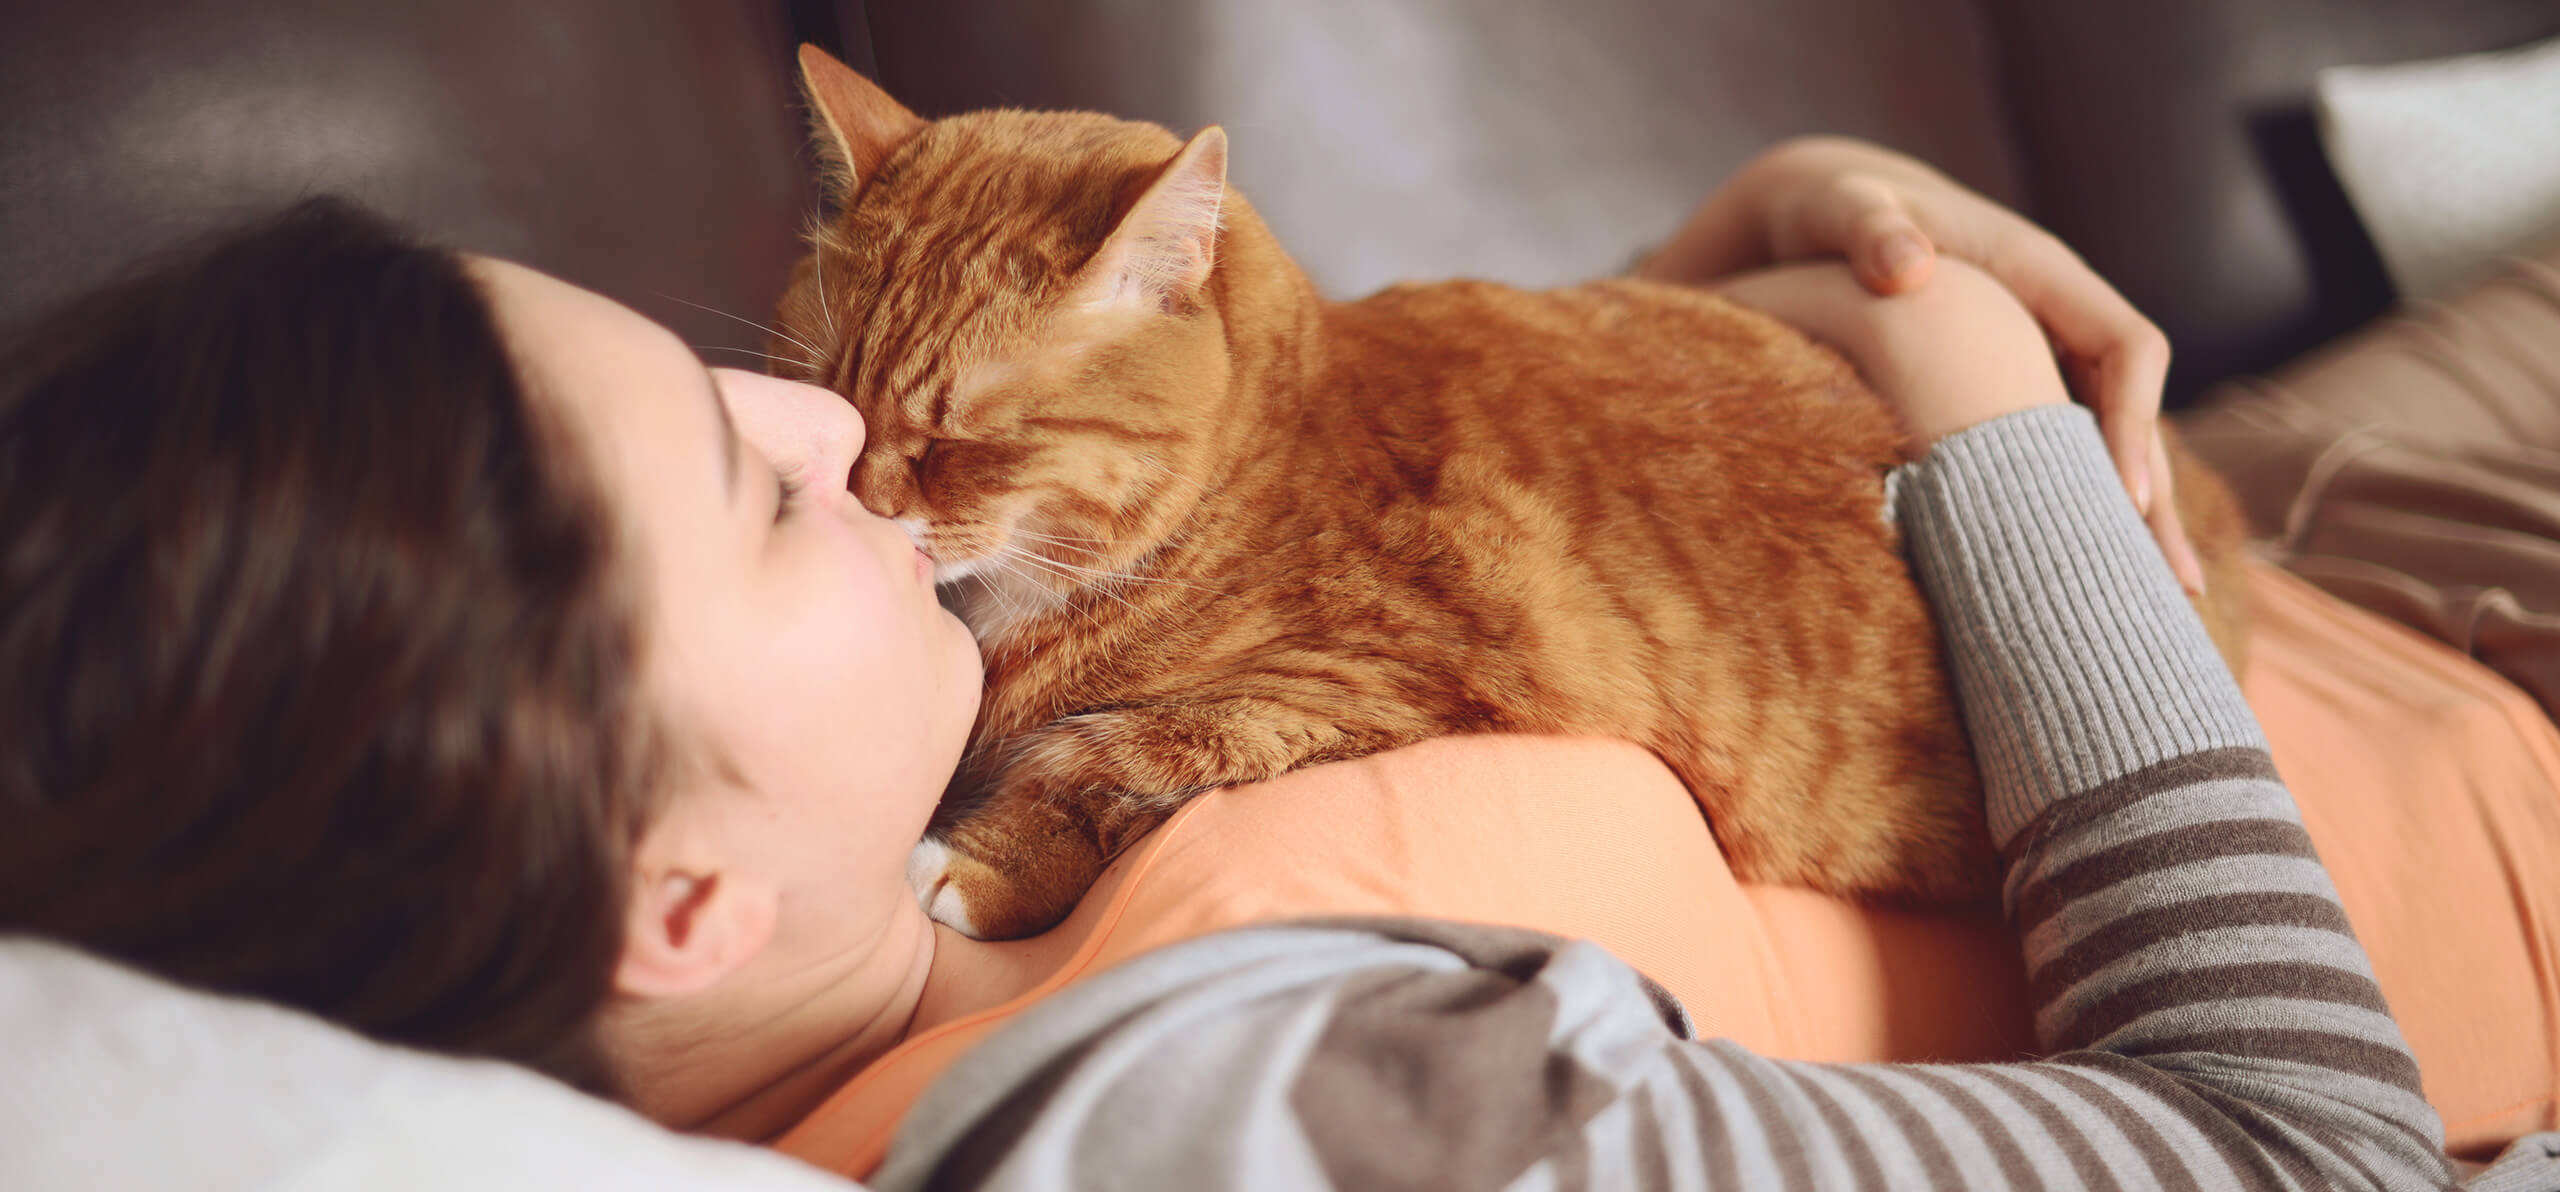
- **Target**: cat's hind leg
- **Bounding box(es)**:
[1650,719,1998,905]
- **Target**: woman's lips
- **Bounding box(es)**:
[914,544,933,583]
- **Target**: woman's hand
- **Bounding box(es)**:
[1710,260,2063,450]
[1709,258,2206,592]
[1636,137,2199,591]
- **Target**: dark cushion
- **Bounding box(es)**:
[1983,0,2560,400]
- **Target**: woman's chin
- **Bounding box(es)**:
[939,614,986,725]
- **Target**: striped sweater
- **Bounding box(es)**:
[870,406,2464,1191]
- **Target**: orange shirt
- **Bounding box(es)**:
[776,562,2560,1177]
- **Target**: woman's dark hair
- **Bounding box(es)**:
[0,198,666,1093]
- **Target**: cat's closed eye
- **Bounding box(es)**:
[912,439,952,489]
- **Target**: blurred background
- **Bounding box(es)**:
[2,0,2555,402]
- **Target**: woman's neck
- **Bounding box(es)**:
[608,901,1077,1144]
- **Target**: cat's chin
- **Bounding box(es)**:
[945,560,1078,648]
[930,553,993,584]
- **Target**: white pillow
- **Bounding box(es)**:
[2317,32,2560,299]
[0,937,865,1192]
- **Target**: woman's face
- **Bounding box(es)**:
[474,258,981,941]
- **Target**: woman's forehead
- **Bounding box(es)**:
[473,259,715,473]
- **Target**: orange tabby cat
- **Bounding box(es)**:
[775,46,2251,940]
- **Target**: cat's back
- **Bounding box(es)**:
[1333,276,1853,395]
[1304,276,1901,496]
[1319,278,1889,446]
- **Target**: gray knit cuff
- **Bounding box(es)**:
[1894,405,2265,846]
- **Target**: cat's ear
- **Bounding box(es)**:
[797,43,925,202]
[1072,127,1229,315]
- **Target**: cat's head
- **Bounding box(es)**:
[773,46,1252,604]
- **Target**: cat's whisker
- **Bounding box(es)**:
[1001,569,1040,626]
[1040,556,1186,590]
[817,275,839,345]
[980,559,1033,627]
[1005,529,1119,559]
[1129,457,1230,512]
[1017,542,1117,564]
[958,558,1033,637]
[1007,548,1127,585]
[695,345,802,371]
[1130,454,1216,493]
[1001,540,1226,597]
[652,291,826,361]
[1006,526,1116,546]
[806,221,842,343]
[1008,537,1177,583]
[995,553,1111,629]
[999,544,1117,593]
[998,545,1145,613]
[965,549,1115,637]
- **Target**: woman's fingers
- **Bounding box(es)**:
[1868,227,1937,294]
[1780,168,2172,507]
[1987,232,2171,508]
[1771,173,1941,295]
[2144,430,2206,595]
[2063,352,2162,515]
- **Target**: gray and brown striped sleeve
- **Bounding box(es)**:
[872,407,2461,1191]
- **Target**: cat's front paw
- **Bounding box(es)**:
[904,837,983,938]
[904,835,1068,940]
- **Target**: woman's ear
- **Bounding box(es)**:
[614,812,779,1000]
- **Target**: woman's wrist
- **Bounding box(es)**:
[1893,408,2263,844]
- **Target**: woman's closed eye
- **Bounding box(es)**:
[773,466,805,525]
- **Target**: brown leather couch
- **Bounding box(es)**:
[0,0,825,360]
[4,0,2555,392]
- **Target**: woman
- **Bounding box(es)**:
[0,140,2467,1188]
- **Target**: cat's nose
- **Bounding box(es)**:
[850,453,907,519]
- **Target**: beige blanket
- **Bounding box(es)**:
[2182,232,2560,719]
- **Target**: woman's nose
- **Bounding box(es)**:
[710,368,866,493]
[785,380,865,491]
